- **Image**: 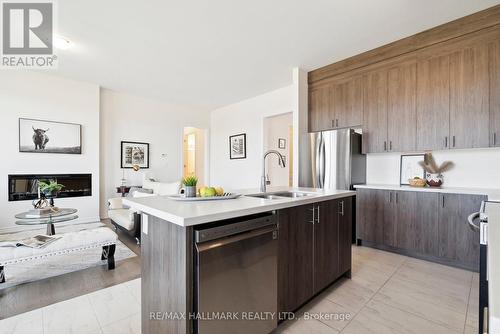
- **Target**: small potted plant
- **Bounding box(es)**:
[38,180,65,198]
[418,153,454,187]
[182,176,198,198]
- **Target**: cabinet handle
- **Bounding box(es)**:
[452,135,456,148]
[390,141,393,151]
[317,205,320,224]
[339,201,345,216]
[395,192,398,204]
[445,136,448,148]
[309,207,315,224]
[442,195,445,208]
[336,119,339,128]
[384,141,387,151]
[494,133,497,146]
[331,120,335,128]
[389,192,392,203]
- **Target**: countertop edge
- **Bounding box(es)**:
[123,191,356,227]
[354,184,500,199]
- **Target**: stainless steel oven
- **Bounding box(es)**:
[469,201,489,334]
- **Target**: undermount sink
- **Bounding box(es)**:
[271,191,316,198]
[245,194,285,200]
[246,191,317,200]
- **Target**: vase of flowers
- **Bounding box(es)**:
[182,176,198,197]
[418,153,454,188]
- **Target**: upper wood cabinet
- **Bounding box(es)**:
[308,85,331,133]
[489,39,500,147]
[362,68,388,153]
[449,40,490,149]
[331,76,363,129]
[362,57,417,153]
[387,59,417,152]
[416,31,492,150]
[308,6,500,152]
[416,50,451,150]
[309,76,363,133]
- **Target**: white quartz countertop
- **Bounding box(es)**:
[123,187,356,227]
[354,184,500,201]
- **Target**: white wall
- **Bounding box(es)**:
[366,148,500,189]
[0,71,100,231]
[100,89,209,217]
[263,113,293,187]
[210,85,293,190]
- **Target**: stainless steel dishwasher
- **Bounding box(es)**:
[194,213,278,334]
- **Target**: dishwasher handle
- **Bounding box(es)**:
[196,225,277,252]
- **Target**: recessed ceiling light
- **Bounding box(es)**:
[54,36,72,50]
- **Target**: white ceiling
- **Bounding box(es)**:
[53,0,500,110]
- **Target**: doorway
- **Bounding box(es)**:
[263,112,294,187]
[183,127,207,186]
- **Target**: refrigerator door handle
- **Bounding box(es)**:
[314,134,321,188]
[319,134,326,188]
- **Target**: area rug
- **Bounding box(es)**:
[0,222,137,290]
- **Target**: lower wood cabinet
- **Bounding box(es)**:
[357,189,385,244]
[278,197,353,313]
[438,193,484,269]
[356,188,485,271]
[277,204,313,314]
[314,200,340,294]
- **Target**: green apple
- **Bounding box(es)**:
[204,187,216,197]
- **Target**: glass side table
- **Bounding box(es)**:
[15,208,78,236]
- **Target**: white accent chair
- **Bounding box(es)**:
[107,197,143,244]
[107,179,181,245]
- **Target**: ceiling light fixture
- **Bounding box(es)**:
[53,36,72,50]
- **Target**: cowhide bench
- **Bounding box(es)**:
[0,227,118,283]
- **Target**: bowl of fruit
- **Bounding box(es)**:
[170,186,240,201]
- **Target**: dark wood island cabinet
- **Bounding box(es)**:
[278,197,353,314]
[136,193,355,334]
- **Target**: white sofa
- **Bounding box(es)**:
[108,179,181,244]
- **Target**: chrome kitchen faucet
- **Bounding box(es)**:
[261,150,286,192]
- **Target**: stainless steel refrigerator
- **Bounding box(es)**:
[299,128,366,190]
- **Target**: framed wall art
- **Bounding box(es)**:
[19,118,82,154]
[121,141,150,168]
[229,133,246,159]
[400,154,425,185]
[278,138,286,149]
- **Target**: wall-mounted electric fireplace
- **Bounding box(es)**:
[8,174,92,201]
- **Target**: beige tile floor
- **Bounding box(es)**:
[276,246,479,334]
[0,246,478,334]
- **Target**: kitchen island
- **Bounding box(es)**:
[124,187,355,334]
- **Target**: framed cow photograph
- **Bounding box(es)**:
[19,118,82,154]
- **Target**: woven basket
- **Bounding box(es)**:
[408,178,427,187]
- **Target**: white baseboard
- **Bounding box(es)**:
[0,216,102,234]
